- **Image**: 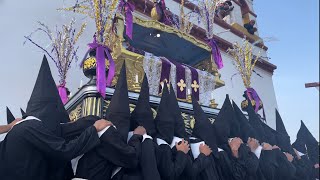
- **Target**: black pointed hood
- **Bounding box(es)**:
[292,140,306,155]
[276,109,289,136]
[232,101,257,142]
[292,140,307,155]
[214,95,239,146]
[25,55,70,136]
[261,122,277,146]
[192,95,218,156]
[6,107,15,124]
[275,132,294,154]
[300,121,319,164]
[106,62,130,142]
[155,82,174,144]
[20,108,26,117]
[169,84,187,139]
[247,100,266,143]
[130,74,156,137]
[274,109,294,154]
[292,121,308,154]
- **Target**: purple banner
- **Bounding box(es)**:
[246,88,261,113]
[159,58,171,94]
[81,36,116,98]
[120,0,135,39]
[170,60,186,99]
[208,39,224,69]
[188,67,200,101]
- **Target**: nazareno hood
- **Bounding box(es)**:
[25,55,70,136]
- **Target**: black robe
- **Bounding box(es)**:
[292,157,309,180]
[0,119,100,180]
[297,155,318,180]
[189,153,222,180]
[112,138,161,180]
[274,149,296,180]
[259,150,278,180]
[76,126,142,180]
[156,143,191,180]
[217,144,261,180]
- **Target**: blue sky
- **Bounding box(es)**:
[254,0,319,140]
[0,0,318,141]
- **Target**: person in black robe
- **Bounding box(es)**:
[58,115,104,180]
[0,55,106,180]
[234,101,276,180]
[246,101,280,180]
[273,109,297,180]
[290,120,314,180]
[20,108,26,117]
[302,122,319,179]
[6,107,16,125]
[112,73,160,180]
[160,84,194,180]
[155,82,191,180]
[295,120,319,180]
[74,62,144,180]
[188,95,221,180]
[0,108,21,135]
[213,96,260,180]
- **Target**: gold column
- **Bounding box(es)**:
[82,96,104,117]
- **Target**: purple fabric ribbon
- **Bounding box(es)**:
[208,38,224,69]
[57,84,68,105]
[246,88,261,113]
[159,58,171,93]
[82,37,115,98]
[120,0,135,39]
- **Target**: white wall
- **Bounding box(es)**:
[228,3,243,26]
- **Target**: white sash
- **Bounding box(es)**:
[9,116,41,133]
[14,116,41,125]
[157,138,169,146]
[111,167,122,178]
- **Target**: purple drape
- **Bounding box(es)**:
[246,88,261,113]
[57,84,68,104]
[158,58,171,93]
[170,60,186,99]
[81,36,115,98]
[208,39,224,69]
[120,0,135,39]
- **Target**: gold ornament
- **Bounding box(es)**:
[177,79,187,92]
[191,80,200,92]
[151,7,162,21]
[83,57,110,70]
[227,38,261,88]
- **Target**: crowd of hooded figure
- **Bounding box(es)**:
[0,55,319,180]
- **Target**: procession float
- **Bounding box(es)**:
[26,0,278,132]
